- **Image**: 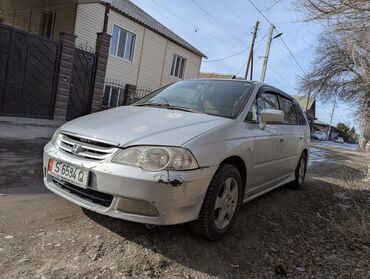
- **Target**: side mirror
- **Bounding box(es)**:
[259,109,284,129]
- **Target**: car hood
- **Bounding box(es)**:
[60,106,232,147]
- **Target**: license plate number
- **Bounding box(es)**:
[48,159,89,187]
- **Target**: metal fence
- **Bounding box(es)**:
[102,79,126,108]
[102,79,154,108]
[135,85,154,100]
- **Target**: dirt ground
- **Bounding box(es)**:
[0,130,369,278]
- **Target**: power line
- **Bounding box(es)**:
[269,65,297,91]
[206,31,269,64]
[278,37,307,75]
[246,0,273,25]
[246,0,307,75]
[189,0,246,46]
[235,32,268,76]
[152,0,238,49]
[220,0,248,26]
[203,47,250,63]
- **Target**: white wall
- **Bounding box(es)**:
[1,3,76,40]
[74,3,203,90]
[74,3,104,51]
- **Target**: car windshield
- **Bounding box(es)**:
[134,80,254,119]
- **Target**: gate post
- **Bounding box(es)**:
[90,32,111,113]
[124,84,137,105]
[53,33,76,121]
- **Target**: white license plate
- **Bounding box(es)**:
[48,159,89,187]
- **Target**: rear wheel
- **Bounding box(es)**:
[190,164,242,240]
[290,152,307,190]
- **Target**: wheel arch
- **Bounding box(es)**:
[220,156,247,193]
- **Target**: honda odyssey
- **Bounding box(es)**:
[43,79,310,239]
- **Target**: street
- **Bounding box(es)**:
[0,119,369,279]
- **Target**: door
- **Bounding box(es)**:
[244,90,286,190]
[276,95,305,175]
[66,48,96,120]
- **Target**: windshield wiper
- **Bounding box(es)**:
[135,103,199,113]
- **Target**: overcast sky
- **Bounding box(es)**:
[131,0,359,132]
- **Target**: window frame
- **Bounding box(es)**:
[292,100,308,126]
[245,88,280,124]
[40,11,56,39]
[109,25,136,62]
[170,54,187,79]
[277,95,299,126]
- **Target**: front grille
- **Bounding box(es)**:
[53,178,113,207]
[57,133,118,160]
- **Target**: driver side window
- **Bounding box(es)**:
[246,92,279,123]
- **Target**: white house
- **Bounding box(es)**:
[1,0,206,105]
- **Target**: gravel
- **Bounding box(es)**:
[0,137,369,278]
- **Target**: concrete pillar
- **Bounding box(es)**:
[123,84,137,105]
[90,32,111,113]
[53,33,76,121]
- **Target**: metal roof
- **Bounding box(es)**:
[109,0,206,58]
[292,95,315,111]
[199,72,236,79]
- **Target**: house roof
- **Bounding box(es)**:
[292,95,315,111]
[107,0,206,58]
[314,119,329,126]
[199,72,236,79]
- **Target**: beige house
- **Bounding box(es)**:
[0,0,205,104]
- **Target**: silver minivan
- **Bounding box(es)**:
[43,80,310,239]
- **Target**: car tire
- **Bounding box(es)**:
[290,152,307,190]
[190,163,242,240]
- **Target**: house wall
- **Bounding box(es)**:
[72,3,202,91]
[105,8,145,86]
[1,2,76,40]
[160,41,202,87]
[74,3,105,51]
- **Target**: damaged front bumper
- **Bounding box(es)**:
[43,142,218,225]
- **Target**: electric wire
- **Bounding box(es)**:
[246,0,307,75]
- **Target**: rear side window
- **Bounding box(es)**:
[293,100,307,125]
[278,96,298,125]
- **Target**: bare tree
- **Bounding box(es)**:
[297,0,370,148]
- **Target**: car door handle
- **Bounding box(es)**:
[300,135,304,140]
[280,137,285,142]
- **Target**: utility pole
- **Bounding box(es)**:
[260,24,274,82]
[244,21,259,80]
[327,99,336,141]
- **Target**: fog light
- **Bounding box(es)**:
[115,197,159,217]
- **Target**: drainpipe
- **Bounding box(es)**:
[102,2,111,33]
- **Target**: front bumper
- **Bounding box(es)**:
[43,142,218,225]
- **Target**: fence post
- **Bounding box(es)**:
[90,32,111,113]
[124,84,137,105]
[53,32,76,121]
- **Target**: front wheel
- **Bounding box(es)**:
[190,164,242,240]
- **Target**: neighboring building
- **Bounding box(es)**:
[199,72,237,79]
[312,120,340,141]
[0,0,206,100]
[292,95,316,121]
[292,95,316,132]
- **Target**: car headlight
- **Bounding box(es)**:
[112,146,199,171]
[51,127,62,144]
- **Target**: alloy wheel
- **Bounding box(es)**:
[214,177,238,229]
